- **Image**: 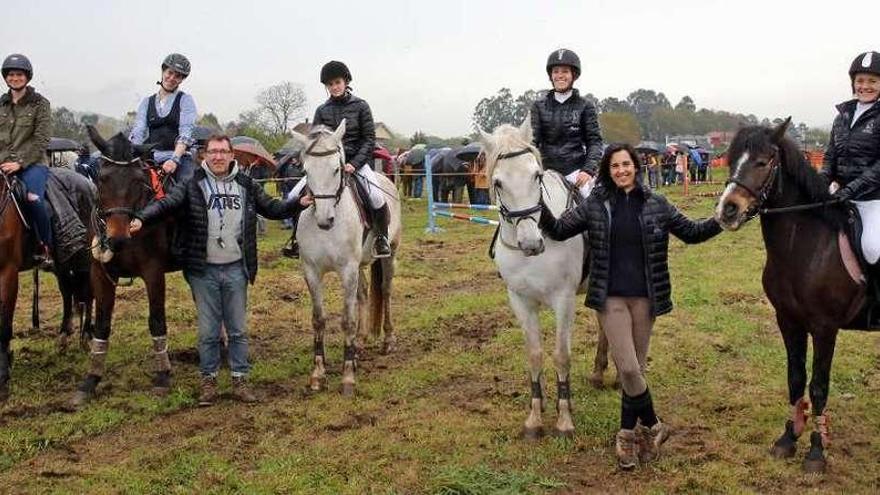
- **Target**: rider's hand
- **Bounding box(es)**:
[828,181,840,194]
[0,161,22,174]
[343,163,356,174]
[574,171,593,187]
[129,218,143,233]
[299,194,314,206]
[161,159,178,174]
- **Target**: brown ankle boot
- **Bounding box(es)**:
[198,375,217,407]
[616,429,639,470]
[636,420,670,463]
[232,376,257,403]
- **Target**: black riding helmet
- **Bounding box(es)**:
[161,53,191,77]
[2,54,33,80]
[546,49,580,80]
[320,61,352,85]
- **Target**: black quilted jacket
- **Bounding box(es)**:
[822,99,880,200]
[313,92,375,168]
[137,165,301,283]
[530,89,603,176]
[539,183,721,316]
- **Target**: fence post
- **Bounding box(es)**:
[424,153,442,233]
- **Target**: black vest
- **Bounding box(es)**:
[146,92,183,151]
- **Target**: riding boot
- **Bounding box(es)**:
[151,336,172,395]
[37,243,54,272]
[281,218,300,259]
[372,204,392,258]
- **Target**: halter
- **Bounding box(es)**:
[303,140,347,206]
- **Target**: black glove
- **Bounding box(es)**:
[834,187,853,202]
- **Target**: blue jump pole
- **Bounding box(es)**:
[424,153,442,233]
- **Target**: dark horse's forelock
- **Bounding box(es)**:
[104,132,138,161]
[730,125,841,227]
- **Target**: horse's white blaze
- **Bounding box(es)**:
[716,152,751,222]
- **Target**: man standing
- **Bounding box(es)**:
[129,53,197,187]
[130,135,306,405]
[0,54,53,268]
[531,48,604,198]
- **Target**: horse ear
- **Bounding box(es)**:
[134,143,156,160]
[519,112,533,144]
[290,130,309,150]
[333,119,347,142]
[86,125,109,156]
[771,116,792,144]
[477,127,493,150]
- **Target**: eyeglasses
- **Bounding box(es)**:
[206,149,232,155]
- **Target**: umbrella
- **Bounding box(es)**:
[192,125,217,143]
[455,142,483,162]
[635,141,662,154]
[405,147,426,165]
[373,146,393,162]
[47,137,81,152]
[232,136,276,171]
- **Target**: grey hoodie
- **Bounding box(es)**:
[200,160,244,264]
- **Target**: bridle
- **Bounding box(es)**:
[725,150,781,221]
[303,140,347,207]
[492,148,546,227]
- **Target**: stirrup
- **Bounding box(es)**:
[373,237,391,258]
[281,239,299,259]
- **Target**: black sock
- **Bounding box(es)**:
[620,393,639,430]
[637,389,658,427]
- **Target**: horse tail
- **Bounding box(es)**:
[369,258,385,338]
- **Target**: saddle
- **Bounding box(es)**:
[839,204,880,330]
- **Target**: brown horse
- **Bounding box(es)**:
[0,170,94,402]
[71,126,177,407]
[715,118,869,472]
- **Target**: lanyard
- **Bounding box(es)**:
[205,176,230,247]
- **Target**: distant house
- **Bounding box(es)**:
[707,131,736,148]
[374,122,395,144]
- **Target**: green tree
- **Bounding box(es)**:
[626,89,671,140]
[472,88,539,132]
[598,112,641,144]
[197,113,223,131]
[675,96,696,112]
[599,97,632,114]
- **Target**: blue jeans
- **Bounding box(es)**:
[17,163,52,246]
[412,175,424,198]
[185,261,250,377]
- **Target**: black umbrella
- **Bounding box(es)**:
[47,137,81,152]
[635,141,662,154]
[455,142,482,162]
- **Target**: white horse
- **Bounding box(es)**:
[479,119,589,438]
[290,121,402,396]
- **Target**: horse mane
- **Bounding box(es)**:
[484,124,542,180]
[304,125,341,156]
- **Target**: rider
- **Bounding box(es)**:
[531,48,604,198]
[129,53,197,188]
[0,53,53,269]
[285,60,391,258]
[824,51,880,263]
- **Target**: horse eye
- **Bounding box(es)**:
[494,178,502,190]
[333,168,340,175]
[754,161,767,168]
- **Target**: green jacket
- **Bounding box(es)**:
[0,86,51,168]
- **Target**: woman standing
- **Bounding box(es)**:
[539,143,722,470]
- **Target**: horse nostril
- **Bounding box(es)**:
[722,202,738,218]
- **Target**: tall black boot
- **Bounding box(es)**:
[373,204,391,258]
[282,218,300,259]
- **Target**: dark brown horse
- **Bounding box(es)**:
[71,126,177,407]
[0,169,94,402]
[715,119,869,472]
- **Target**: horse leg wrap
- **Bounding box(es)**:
[88,338,109,377]
[814,414,831,448]
[152,336,171,372]
[314,339,325,360]
[791,397,809,437]
[556,376,572,413]
[530,379,544,412]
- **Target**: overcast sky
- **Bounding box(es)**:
[4,0,877,137]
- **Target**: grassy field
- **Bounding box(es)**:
[1,183,879,494]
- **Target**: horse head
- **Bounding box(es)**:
[479,115,545,256]
[291,120,346,230]
[87,125,154,259]
[715,118,791,231]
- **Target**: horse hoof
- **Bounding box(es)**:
[803,457,827,474]
[381,341,396,355]
[552,427,575,439]
[69,390,92,410]
[309,377,325,392]
[520,426,544,441]
[57,334,71,353]
[0,383,8,403]
[152,386,170,397]
[587,373,604,389]
[770,443,797,459]
[341,383,355,397]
